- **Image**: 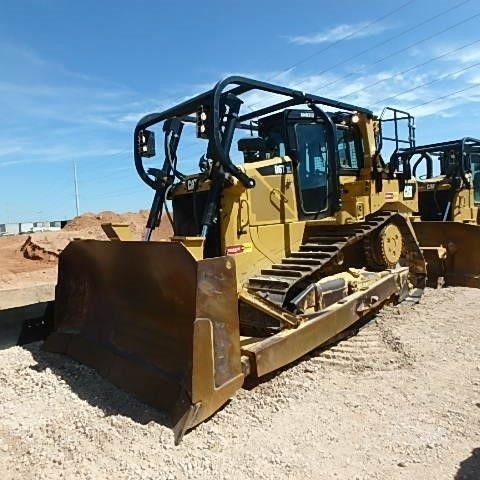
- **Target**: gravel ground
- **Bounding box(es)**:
[0,287,479,479]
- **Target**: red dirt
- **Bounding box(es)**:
[0,235,57,289]
[63,209,173,240]
[0,210,173,290]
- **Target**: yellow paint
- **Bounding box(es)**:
[243,242,253,253]
[101,223,134,241]
[168,112,420,290]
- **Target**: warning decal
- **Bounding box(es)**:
[225,242,252,255]
[226,245,244,255]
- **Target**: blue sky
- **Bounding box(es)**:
[1,0,479,222]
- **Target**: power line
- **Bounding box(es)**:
[98,4,474,173]
[243,0,416,112]
[372,60,480,106]
[247,2,474,112]
[408,82,480,110]
[312,11,480,94]
[302,0,472,86]
[265,0,415,83]
[339,37,480,100]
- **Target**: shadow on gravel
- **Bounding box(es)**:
[24,340,237,443]
[24,342,169,428]
[455,448,480,480]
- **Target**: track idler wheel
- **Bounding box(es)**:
[366,222,403,269]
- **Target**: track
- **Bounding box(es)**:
[246,211,426,311]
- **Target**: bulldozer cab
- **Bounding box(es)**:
[257,110,332,218]
[255,110,367,217]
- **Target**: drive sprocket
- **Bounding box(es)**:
[365,222,403,269]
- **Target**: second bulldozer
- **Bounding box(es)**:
[395,137,480,287]
[42,76,426,443]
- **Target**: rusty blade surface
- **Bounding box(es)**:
[412,221,480,288]
[43,240,243,439]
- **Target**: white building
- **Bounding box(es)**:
[0,223,20,235]
[0,219,69,236]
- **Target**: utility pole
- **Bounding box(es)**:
[73,157,80,217]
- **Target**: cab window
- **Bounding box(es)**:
[295,123,329,214]
[336,126,363,172]
[472,153,480,204]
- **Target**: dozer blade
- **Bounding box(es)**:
[42,240,244,444]
[412,221,480,288]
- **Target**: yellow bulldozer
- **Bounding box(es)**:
[388,136,480,287]
[38,76,428,443]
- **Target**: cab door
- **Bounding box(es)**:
[292,122,333,220]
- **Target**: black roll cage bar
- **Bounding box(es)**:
[134,76,372,187]
[133,76,373,240]
[399,137,480,188]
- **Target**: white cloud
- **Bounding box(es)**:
[288,22,389,45]
[432,42,480,65]
[0,140,24,157]
[0,144,130,167]
[468,74,480,84]
[0,38,145,134]
[117,112,148,124]
[0,41,46,66]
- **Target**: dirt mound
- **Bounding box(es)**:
[64,210,172,240]
[63,210,146,232]
[0,210,173,290]
[20,210,174,264]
